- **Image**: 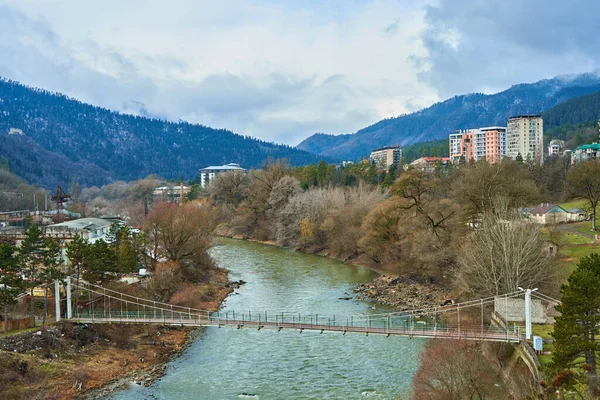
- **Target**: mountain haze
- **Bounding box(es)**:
[0,79,330,188]
[297,74,600,160]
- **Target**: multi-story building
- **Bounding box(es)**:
[199,163,247,188]
[449,126,507,164]
[571,143,600,164]
[369,145,402,170]
[548,139,565,157]
[506,115,544,164]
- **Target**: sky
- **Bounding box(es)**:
[1,0,600,145]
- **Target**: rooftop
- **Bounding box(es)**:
[412,157,451,163]
[200,163,246,171]
[508,114,542,120]
[530,203,566,215]
[371,145,402,152]
[575,143,600,151]
[49,217,115,231]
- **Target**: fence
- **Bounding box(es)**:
[0,317,32,332]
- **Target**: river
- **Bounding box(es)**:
[112,239,426,399]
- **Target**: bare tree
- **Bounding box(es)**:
[144,202,220,282]
[412,340,505,400]
[567,159,600,231]
[453,160,539,224]
[455,205,552,297]
[208,171,249,206]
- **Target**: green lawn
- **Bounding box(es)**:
[559,199,589,211]
[532,324,554,365]
[560,232,593,245]
[560,244,600,259]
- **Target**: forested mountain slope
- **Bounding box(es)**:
[297,74,600,160]
[0,78,329,188]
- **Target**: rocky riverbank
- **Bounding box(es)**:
[353,275,451,310]
[218,234,451,311]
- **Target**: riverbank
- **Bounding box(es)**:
[223,234,450,310]
[0,269,232,400]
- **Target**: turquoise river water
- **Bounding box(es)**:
[111,239,425,399]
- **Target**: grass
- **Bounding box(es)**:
[559,199,589,211]
[0,325,41,339]
[559,244,600,260]
[560,232,593,245]
[532,324,554,365]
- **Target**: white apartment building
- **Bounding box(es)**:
[199,163,247,188]
[369,145,402,169]
[548,139,565,156]
[506,115,544,164]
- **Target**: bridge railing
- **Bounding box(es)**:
[72,307,524,341]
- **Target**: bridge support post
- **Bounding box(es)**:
[54,279,61,322]
[66,276,72,319]
[519,288,538,340]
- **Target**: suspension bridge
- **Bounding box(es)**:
[50,277,560,343]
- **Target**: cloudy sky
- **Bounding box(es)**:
[1,0,599,145]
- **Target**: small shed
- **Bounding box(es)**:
[567,208,587,222]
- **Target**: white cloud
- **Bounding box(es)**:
[4,0,598,146]
[0,0,436,144]
[419,0,600,98]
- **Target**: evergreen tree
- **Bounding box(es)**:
[552,253,600,396]
[66,234,89,309]
[388,163,398,181]
[381,173,394,189]
[37,239,65,326]
[366,164,378,185]
[18,224,47,326]
[0,243,24,332]
[316,161,327,187]
[83,240,118,284]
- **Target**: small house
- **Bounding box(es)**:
[566,208,587,222]
[529,203,568,224]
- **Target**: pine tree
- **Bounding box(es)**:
[18,224,47,326]
[66,234,90,308]
[552,253,600,396]
[0,243,25,332]
[316,161,327,187]
[38,239,66,327]
[83,240,118,284]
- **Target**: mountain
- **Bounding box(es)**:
[297,73,600,160]
[542,89,600,130]
[0,78,331,189]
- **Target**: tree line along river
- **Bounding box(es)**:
[111,238,426,399]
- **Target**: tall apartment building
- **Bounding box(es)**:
[369,145,402,169]
[506,115,544,164]
[449,126,507,164]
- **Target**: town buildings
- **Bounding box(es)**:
[548,139,565,156]
[571,143,600,164]
[369,145,402,170]
[449,115,544,165]
[153,185,190,203]
[199,163,247,188]
[449,126,507,164]
[409,157,451,173]
[506,115,544,164]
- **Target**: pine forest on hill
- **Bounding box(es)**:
[0,78,331,189]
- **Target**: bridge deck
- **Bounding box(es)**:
[71,317,522,342]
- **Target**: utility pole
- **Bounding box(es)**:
[519,287,538,340]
